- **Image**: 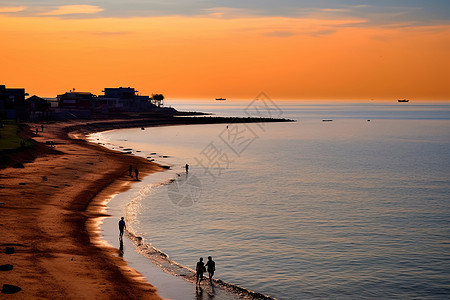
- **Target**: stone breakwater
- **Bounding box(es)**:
[64,115,295,138]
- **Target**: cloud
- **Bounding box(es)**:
[264,30,296,37]
[201,7,251,18]
[40,5,103,16]
[309,29,336,37]
[3,1,450,28]
[320,8,349,13]
[0,6,26,13]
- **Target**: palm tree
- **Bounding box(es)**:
[151,94,164,107]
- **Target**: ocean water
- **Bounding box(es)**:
[92,101,450,299]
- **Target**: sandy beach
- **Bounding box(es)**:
[1,117,283,299]
[0,113,294,299]
[0,120,165,299]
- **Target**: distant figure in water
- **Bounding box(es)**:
[41,124,44,132]
[134,168,139,180]
[205,256,215,283]
[185,164,189,173]
[129,165,133,177]
[118,217,126,238]
[35,128,38,135]
[196,257,205,284]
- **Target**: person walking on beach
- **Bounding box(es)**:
[129,165,133,177]
[185,163,189,174]
[196,257,206,284]
[134,167,139,181]
[205,256,215,283]
[118,217,126,239]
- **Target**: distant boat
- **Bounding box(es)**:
[398,99,409,102]
[216,98,226,101]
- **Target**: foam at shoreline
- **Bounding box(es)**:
[126,229,275,300]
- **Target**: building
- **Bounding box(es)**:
[26,95,50,111]
[0,85,29,119]
[26,95,51,121]
[102,87,136,99]
[57,91,97,109]
[98,87,155,112]
[0,85,27,103]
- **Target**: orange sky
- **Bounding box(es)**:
[1,14,449,100]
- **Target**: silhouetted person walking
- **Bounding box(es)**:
[134,168,139,180]
[119,217,126,239]
[41,124,44,132]
[185,164,189,173]
[205,256,215,283]
[129,165,133,177]
[196,257,205,284]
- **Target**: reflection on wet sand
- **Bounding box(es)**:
[196,285,216,300]
[119,237,124,257]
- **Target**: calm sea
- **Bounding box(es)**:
[92,101,450,299]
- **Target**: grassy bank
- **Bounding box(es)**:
[0,121,38,168]
[0,121,34,151]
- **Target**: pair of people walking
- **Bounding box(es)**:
[196,256,215,284]
[119,218,216,285]
[129,165,139,180]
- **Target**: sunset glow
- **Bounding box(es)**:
[1,2,449,100]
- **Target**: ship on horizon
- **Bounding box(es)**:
[398,99,409,102]
[216,98,226,101]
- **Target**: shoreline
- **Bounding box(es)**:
[1,116,288,299]
[94,155,274,300]
[95,171,244,300]
[88,123,277,299]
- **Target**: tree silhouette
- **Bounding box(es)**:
[151,94,165,107]
[151,94,165,101]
